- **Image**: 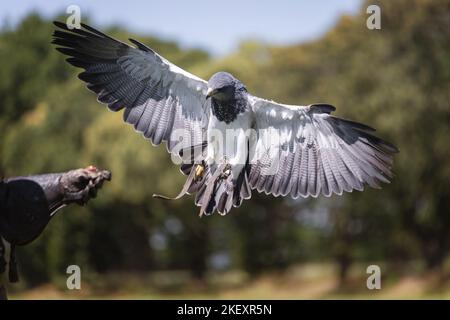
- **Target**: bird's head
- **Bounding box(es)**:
[206,72,246,102]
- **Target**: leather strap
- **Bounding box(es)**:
[0,238,5,275]
[153,162,230,217]
[8,244,18,283]
[0,183,8,279]
[152,164,198,200]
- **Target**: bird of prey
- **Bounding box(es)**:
[52,22,398,216]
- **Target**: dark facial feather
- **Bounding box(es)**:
[207,72,248,123]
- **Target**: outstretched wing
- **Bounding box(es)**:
[52,22,209,153]
[248,96,398,198]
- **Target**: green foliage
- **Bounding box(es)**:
[1,0,449,287]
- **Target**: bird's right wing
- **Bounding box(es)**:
[248,96,398,198]
[52,22,209,154]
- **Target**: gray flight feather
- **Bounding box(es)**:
[53,21,398,215]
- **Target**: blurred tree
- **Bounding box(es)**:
[1,0,449,289]
[233,0,450,278]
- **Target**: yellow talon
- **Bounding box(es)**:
[194,164,204,181]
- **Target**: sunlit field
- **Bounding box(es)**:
[10,263,450,300]
[1,0,449,300]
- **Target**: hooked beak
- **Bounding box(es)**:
[206,88,217,99]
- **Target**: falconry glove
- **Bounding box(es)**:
[0,166,111,283]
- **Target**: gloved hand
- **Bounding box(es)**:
[52,166,112,211]
[0,166,111,245]
[0,166,111,285]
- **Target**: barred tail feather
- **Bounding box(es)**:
[192,164,252,216]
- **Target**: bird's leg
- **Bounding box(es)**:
[194,163,205,182]
[220,166,231,179]
[220,158,232,179]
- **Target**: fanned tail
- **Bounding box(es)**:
[194,163,252,216]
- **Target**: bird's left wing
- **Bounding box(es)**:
[248,95,398,198]
[52,22,209,154]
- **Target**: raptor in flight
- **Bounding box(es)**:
[53,22,398,216]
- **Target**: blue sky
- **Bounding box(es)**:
[2,0,362,56]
